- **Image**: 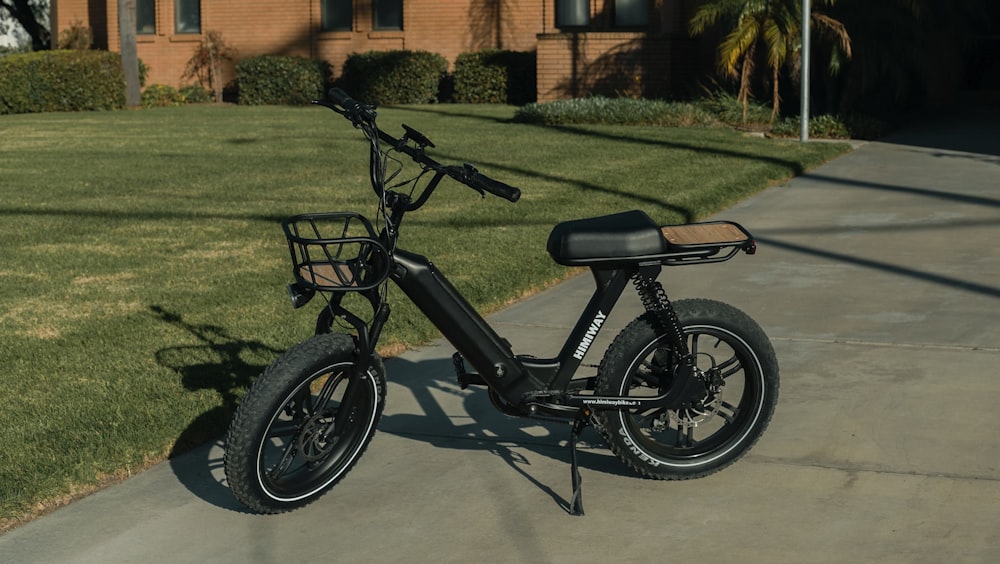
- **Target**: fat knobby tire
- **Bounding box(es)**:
[224,333,386,513]
[595,299,779,480]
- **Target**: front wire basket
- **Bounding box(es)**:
[282,212,391,292]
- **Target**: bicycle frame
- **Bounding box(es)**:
[303,205,698,418]
[290,110,735,422]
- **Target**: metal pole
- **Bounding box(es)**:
[800,0,811,142]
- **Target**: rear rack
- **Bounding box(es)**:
[659,221,756,265]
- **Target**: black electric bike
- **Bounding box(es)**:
[223,89,779,516]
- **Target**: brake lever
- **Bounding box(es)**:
[462,164,486,197]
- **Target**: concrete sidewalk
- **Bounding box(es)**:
[3,110,999,563]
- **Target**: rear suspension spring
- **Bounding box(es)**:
[632,273,690,359]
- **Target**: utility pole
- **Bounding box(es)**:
[118,0,141,108]
[800,0,811,142]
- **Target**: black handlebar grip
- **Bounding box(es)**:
[471,171,521,203]
[328,88,374,122]
[328,87,354,108]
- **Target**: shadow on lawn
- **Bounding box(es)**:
[150,304,282,512]
[401,104,821,175]
[149,305,280,456]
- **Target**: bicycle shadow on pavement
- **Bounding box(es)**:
[378,354,634,513]
[149,303,631,514]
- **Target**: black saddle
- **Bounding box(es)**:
[547,210,667,267]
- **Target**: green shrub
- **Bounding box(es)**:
[137,59,149,87]
[0,50,125,114]
[235,55,330,105]
[771,114,851,139]
[696,90,772,128]
[843,114,889,140]
[452,49,536,105]
[338,50,448,105]
[513,96,719,127]
[768,114,888,139]
[141,84,185,108]
[179,84,213,104]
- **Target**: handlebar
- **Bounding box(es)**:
[462,165,521,203]
[320,88,521,204]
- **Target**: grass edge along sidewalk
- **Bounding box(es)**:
[0,104,851,531]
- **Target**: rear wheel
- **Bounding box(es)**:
[595,299,778,479]
[224,333,386,513]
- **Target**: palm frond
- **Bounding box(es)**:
[719,17,761,76]
[689,0,749,35]
[812,13,852,59]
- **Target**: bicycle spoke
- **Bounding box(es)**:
[717,401,738,425]
[312,372,343,413]
[716,354,743,378]
[267,434,301,480]
[266,420,302,439]
[632,407,666,427]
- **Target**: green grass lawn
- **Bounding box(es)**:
[0,103,849,529]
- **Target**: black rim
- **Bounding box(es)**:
[616,325,765,464]
[255,362,377,501]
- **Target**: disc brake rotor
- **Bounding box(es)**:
[296,409,338,462]
[661,361,726,429]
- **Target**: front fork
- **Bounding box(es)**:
[312,292,390,439]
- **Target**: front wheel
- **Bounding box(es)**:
[224,333,386,513]
[595,299,778,480]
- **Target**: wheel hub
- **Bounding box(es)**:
[297,410,338,461]
[666,365,725,428]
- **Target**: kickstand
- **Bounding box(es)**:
[567,409,591,516]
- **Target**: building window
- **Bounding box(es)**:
[137,0,156,34]
[175,0,201,34]
[373,0,402,30]
[322,0,352,31]
[556,0,589,28]
[615,0,648,27]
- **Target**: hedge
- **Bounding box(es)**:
[337,50,448,105]
[452,49,536,105]
[513,96,720,127]
[235,55,331,106]
[0,50,126,114]
[141,84,186,108]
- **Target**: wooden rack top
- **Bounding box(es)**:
[661,222,750,247]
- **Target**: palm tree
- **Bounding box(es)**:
[690,0,851,123]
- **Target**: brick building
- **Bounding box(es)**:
[50,0,699,102]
